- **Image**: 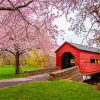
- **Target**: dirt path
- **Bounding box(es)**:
[0,73,49,88]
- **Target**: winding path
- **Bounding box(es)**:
[0,73,49,88]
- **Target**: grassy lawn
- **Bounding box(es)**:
[0,80,100,100]
[0,65,39,80]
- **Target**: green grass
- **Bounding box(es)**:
[0,65,39,80]
[0,80,100,100]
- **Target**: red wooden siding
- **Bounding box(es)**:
[56,43,80,69]
[79,51,100,74]
[56,42,100,75]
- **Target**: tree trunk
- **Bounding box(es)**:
[15,51,20,74]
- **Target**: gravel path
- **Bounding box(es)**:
[0,73,49,88]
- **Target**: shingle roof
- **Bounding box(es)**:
[68,42,100,54]
[55,41,100,54]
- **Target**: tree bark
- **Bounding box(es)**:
[15,51,20,74]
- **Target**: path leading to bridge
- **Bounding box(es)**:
[0,73,49,88]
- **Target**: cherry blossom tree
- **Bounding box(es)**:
[0,19,57,74]
[0,0,62,74]
[0,0,72,75]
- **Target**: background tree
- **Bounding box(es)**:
[26,50,56,68]
[65,0,100,46]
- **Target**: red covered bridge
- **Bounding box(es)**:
[55,41,100,75]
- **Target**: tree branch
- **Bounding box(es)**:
[81,22,95,44]
[3,48,15,55]
[0,0,34,11]
[0,0,4,4]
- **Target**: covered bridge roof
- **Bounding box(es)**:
[56,42,100,54]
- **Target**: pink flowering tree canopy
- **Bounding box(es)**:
[0,0,62,74]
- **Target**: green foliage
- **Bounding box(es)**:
[0,65,39,80]
[0,50,55,68]
[26,50,54,68]
[0,80,100,100]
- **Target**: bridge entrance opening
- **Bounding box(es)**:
[62,52,75,69]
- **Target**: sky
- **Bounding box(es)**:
[53,13,95,46]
